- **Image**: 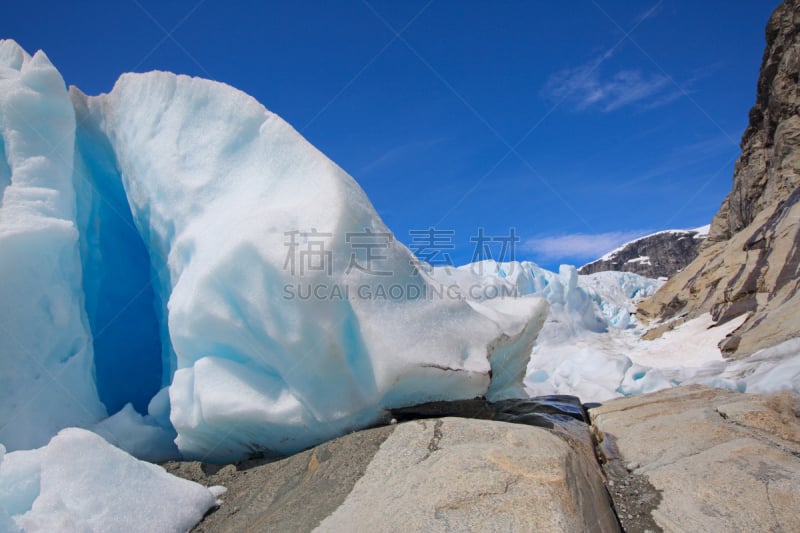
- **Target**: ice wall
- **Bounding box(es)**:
[433,261,669,401]
[80,72,547,461]
[0,41,106,450]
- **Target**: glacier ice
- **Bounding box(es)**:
[451,261,800,401]
[0,40,547,462]
[84,71,549,461]
[681,337,800,394]
[429,261,671,401]
[71,90,164,415]
[0,41,106,450]
[91,390,180,464]
[0,428,217,533]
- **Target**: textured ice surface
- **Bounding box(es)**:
[452,260,800,401]
[91,391,180,463]
[0,38,547,463]
[0,428,216,533]
[0,40,106,450]
[680,337,800,393]
[76,71,549,461]
[431,261,669,401]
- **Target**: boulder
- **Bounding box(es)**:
[591,385,800,532]
[169,417,619,532]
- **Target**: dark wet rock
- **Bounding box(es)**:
[389,394,589,429]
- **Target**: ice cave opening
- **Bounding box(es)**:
[73,115,163,415]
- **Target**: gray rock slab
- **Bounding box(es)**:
[315,417,618,532]
[165,424,396,532]
[591,385,800,532]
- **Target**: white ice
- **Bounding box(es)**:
[445,260,800,402]
[0,428,217,533]
[0,40,106,451]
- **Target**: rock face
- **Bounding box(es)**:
[708,1,800,241]
[591,385,800,533]
[578,228,707,279]
[169,417,619,533]
[638,0,800,357]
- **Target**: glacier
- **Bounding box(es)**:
[2,36,798,474]
[3,35,800,533]
[429,261,673,400]
[0,40,547,462]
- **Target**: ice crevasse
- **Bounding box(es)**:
[0,40,548,462]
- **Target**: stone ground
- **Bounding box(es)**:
[167,385,800,532]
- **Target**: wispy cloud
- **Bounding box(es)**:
[522,230,651,262]
[543,56,673,113]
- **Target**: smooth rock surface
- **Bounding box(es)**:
[166,425,396,533]
[591,385,800,533]
[316,417,618,533]
[170,417,619,533]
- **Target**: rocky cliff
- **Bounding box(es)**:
[707,0,800,242]
[579,227,708,279]
[638,0,800,358]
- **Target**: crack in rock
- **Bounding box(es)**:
[417,419,445,464]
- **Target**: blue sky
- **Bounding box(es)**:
[3,0,778,269]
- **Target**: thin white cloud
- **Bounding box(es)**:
[522,230,651,262]
[543,60,671,112]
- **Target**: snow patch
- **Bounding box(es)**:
[630,313,747,369]
[0,428,216,533]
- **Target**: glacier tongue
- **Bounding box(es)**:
[0,41,106,450]
[0,39,548,463]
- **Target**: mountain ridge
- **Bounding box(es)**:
[578,225,709,279]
